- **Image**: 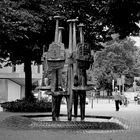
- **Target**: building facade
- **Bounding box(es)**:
[0,64,42,102]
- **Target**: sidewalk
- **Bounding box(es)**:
[0,99,140,140]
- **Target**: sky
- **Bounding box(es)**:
[131,36,140,47]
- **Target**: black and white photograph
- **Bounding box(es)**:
[0,0,140,140]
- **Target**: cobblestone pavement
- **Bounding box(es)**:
[0,99,140,140]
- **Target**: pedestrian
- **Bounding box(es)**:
[113,87,122,111]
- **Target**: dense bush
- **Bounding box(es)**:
[0,99,52,112]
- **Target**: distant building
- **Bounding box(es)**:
[0,64,42,102]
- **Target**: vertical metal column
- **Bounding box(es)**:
[67,20,73,121]
[51,16,63,121]
[54,16,59,42]
[78,23,86,120]
[55,27,64,119]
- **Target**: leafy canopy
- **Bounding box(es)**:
[0,0,55,65]
[93,38,140,90]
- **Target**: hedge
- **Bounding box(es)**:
[0,99,52,112]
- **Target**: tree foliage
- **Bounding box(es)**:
[1,0,140,62]
[0,0,140,100]
[106,0,140,38]
[49,0,113,50]
[93,38,140,91]
[50,0,140,48]
[0,0,55,100]
[0,0,55,64]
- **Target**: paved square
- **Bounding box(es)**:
[0,99,140,140]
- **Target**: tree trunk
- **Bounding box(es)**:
[24,57,33,101]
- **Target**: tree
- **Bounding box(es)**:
[106,0,140,38]
[0,0,55,101]
[0,0,140,100]
[47,0,140,49]
[47,0,140,91]
[0,0,113,101]
[93,38,140,92]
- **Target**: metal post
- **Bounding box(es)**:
[72,19,78,52]
[91,92,93,108]
[54,16,64,42]
[54,16,59,42]
[72,19,78,76]
[51,16,64,121]
[57,27,64,88]
[78,24,86,87]
[67,20,73,121]
[78,23,84,43]
[58,27,64,43]
[78,23,86,120]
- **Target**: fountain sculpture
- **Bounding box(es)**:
[0,16,126,132]
[46,16,94,121]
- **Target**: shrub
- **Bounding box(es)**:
[0,99,52,112]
